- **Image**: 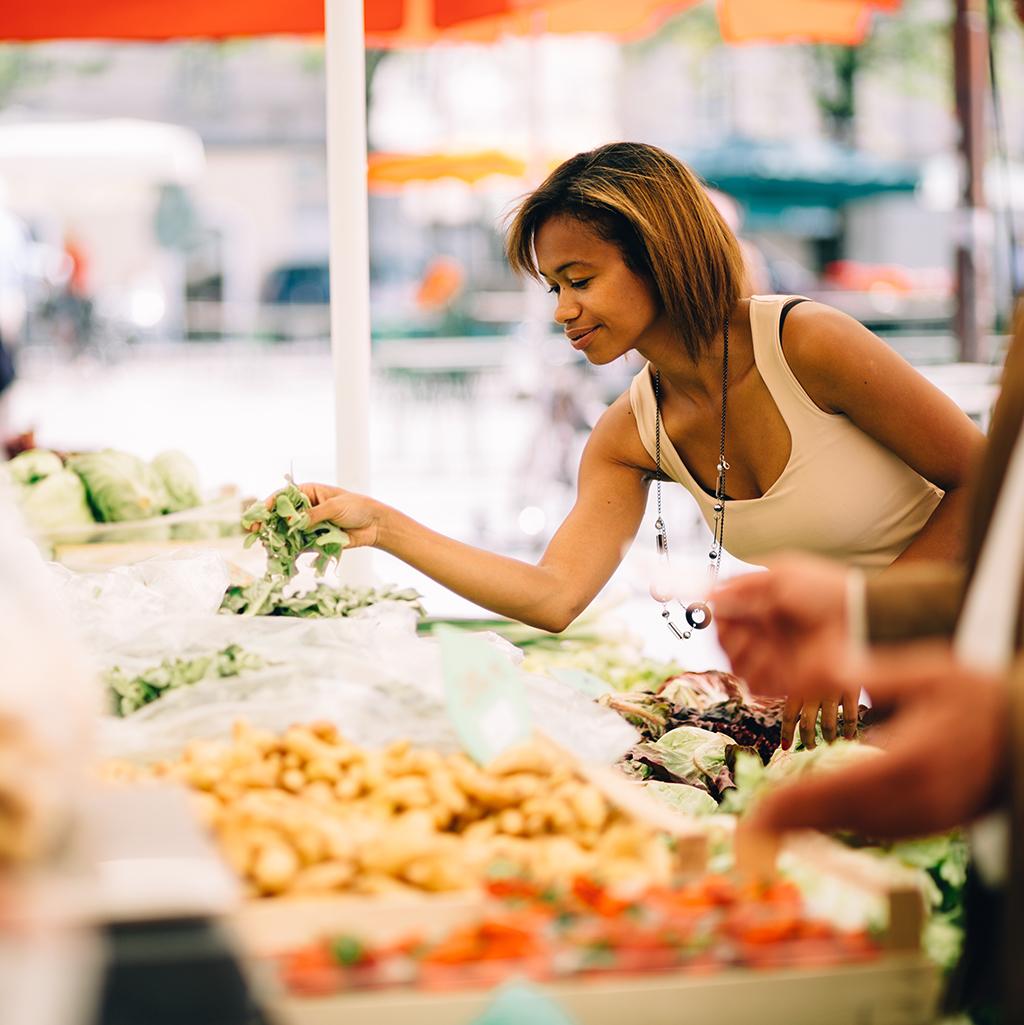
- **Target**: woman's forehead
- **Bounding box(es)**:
[535,215,615,273]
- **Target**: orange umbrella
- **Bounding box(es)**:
[2,0,900,48]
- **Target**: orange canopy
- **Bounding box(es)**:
[2,0,901,47]
[368,150,528,189]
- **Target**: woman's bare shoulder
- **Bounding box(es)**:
[779,300,894,413]
[588,389,658,474]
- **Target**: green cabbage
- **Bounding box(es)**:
[7,449,65,485]
[15,467,96,538]
[68,450,170,522]
[151,450,202,513]
[643,780,718,817]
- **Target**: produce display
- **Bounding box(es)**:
[229,479,422,618]
[221,579,424,619]
[105,722,675,897]
[279,874,880,996]
[105,644,268,717]
[3,446,233,542]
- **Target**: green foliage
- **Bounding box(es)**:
[106,643,266,716]
[221,578,423,618]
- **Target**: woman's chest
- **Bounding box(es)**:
[662,376,793,500]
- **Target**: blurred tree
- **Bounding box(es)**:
[0,45,54,108]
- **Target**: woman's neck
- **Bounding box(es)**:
[637,303,747,402]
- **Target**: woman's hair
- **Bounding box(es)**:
[505,142,745,358]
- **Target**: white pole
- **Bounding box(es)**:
[325,0,374,583]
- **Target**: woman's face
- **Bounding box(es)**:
[534,214,666,365]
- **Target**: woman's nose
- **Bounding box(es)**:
[553,292,581,325]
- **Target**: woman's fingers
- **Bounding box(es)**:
[841,690,860,739]
[781,694,802,750]
[820,698,839,742]
[799,702,819,750]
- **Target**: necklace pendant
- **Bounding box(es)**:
[685,601,713,630]
[656,532,667,556]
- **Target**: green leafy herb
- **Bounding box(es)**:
[241,480,349,578]
[105,643,267,716]
[221,579,424,619]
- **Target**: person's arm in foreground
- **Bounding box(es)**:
[711,554,965,748]
[292,394,649,632]
[735,642,1010,848]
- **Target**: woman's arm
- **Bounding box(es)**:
[299,394,652,632]
[781,302,985,563]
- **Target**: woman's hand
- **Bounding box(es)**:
[280,482,386,549]
[781,690,860,750]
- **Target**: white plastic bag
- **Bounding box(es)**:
[50,550,231,649]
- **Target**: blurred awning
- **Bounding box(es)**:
[368,150,529,190]
[682,136,919,230]
[2,0,901,47]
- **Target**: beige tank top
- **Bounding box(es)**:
[628,295,943,571]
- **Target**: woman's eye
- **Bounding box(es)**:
[546,284,559,295]
[570,278,590,290]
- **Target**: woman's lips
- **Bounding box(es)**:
[569,326,600,350]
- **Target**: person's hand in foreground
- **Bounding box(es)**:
[739,643,1008,853]
[711,554,859,749]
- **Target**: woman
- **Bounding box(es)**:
[292,143,982,731]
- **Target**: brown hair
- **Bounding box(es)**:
[505,142,745,358]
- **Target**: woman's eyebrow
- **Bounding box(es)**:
[541,259,593,278]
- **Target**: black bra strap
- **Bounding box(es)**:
[778,296,809,339]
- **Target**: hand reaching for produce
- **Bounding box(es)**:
[739,643,1008,842]
[711,554,861,746]
[267,482,383,551]
[244,480,352,577]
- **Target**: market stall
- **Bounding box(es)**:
[0,464,961,1025]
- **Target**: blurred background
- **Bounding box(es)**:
[0,0,1021,613]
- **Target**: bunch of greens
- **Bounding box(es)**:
[241,482,349,577]
[106,643,267,716]
[221,579,424,619]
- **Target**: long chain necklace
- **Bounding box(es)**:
[652,316,729,640]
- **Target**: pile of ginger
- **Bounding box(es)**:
[104,721,674,898]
